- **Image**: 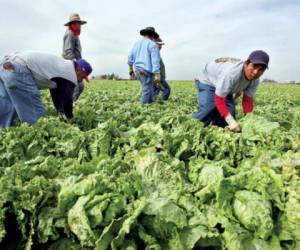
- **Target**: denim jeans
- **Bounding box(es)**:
[153,78,171,101]
[0,58,45,127]
[192,80,235,127]
[135,68,154,104]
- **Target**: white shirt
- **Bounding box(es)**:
[11,51,78,89]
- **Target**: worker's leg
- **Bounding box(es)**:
[136,69,154,104]
[0,76,16,127]
[161,78,171,100]
[192,80,216,126]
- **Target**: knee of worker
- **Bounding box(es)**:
[192,110,208,120]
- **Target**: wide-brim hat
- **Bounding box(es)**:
[64,13,87,26]
[140,27,159,39]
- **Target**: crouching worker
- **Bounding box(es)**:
[192,50,269,132]
[0,51,92,127]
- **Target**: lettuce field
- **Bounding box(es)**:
[0,81,300,250]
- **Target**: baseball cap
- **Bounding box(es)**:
[247,50,269,68]
[75,59,92,81]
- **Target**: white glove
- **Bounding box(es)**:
[225,114,241,132]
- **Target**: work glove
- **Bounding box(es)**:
[225,114,241,132]
[154,73,161,88]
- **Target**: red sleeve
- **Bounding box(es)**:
[215,95,229,117]
[242,95,254,114]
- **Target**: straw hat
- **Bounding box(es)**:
[64,13,87,26]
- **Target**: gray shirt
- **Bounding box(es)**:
[62,30,82,60]
[198,58,259,97]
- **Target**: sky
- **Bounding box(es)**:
[0,0,299,81]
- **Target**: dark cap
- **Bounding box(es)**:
[140,27,159,39]
[247,50,269,68]
[75,59,93,82]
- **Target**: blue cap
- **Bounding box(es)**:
[247,50,269,68]
[75,59,93,78]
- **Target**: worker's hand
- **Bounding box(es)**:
[129,66,135,77]
[225,114,241,132]
[139,69,146,76]
[154,73,161,87]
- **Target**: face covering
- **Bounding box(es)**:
[69,23,81,36]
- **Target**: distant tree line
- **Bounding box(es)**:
[262,79,300,84]
[92,73,121,80]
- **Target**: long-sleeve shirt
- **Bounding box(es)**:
[62,30,82,60]
[128,38,160,74]
[50,77,75,119]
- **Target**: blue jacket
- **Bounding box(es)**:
[128,38,160,74]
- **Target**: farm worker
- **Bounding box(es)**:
[62,13,87,101]
[128,27,161,104]
[192,50,269,132]
[153,37,171,101]
[0,51,92,128]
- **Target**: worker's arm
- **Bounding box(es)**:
[243,79,259,114]
[215,75,241,132]
[62,33,76,60]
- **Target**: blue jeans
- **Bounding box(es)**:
[0,58,45,127]
[135,68,154,104]
[192,80,235,127]
[153,78,171,101]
